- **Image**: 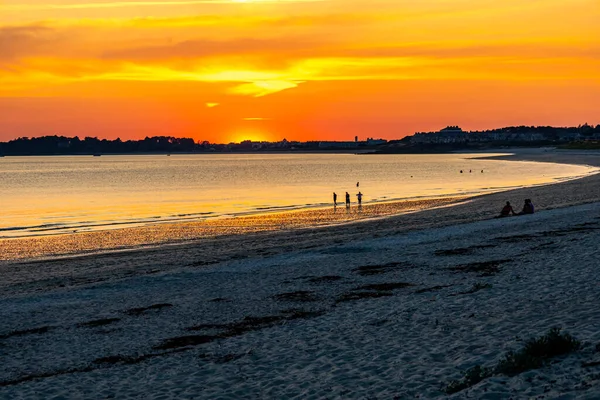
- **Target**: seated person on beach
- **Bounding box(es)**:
[517,199,535,215]
[497,201,515,218]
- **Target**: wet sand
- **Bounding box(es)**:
[0,197,467,262]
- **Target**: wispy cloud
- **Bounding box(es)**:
[1,0,324,12]
[229,80,300,97]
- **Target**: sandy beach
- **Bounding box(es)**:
[1,149,600,399]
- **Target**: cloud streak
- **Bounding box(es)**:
[1,0,324,12]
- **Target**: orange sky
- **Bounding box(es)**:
[1,0,599,143]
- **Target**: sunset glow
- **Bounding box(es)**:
[1,0,598,142]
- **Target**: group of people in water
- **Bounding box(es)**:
[498,199,535,218]
[332,190,363,208]
[332,180,536,219]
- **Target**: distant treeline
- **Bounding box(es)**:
[417,124,600,136]
[1,124,599,156]
[470,124,600,135]
[0,135,199,155]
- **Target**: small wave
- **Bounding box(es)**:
[0,223,65,232]
[175,212,215,217]
[254,205,304,211]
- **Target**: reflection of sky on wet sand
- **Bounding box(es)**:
[0,197,463,261]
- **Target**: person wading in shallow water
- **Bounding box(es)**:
[356,191,363,206]
[345,192,350,208]
[333,192,337,206]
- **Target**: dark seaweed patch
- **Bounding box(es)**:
[0,326,54,340]
[354,282,414,291]
[452,283,492,296]
[322,247,372,255]
[209,297,230,302]
[307,275,343,283]
[0,366,95,388]
[280,309,326,320]
[336,291,393,303]
[434,248,473,256]
[414,285,452,294]
[77,318,121,328]
[271,291,319,302]
[125,303,173,316]
[162,310,325,351]
[447,259,511,276]
[213,353,247,364]
[154,335,216,350]
[495,234,536,243]
[352,262,407,276]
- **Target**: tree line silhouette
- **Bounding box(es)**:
[0,136,199,155]
[0,124,599,155]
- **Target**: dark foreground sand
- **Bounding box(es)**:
[1,149,600,399]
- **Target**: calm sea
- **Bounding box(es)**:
[0,153,595,239]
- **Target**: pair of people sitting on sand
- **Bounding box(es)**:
[498,199,534,218]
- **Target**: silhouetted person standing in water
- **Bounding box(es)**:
[357,191,363,206]
[345,192,350,208]
[333,192,337,206]
[356,182,360,188]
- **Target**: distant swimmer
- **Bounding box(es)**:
[333,192,337,206]
[345,192,350,207]
[356,191,363,205]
